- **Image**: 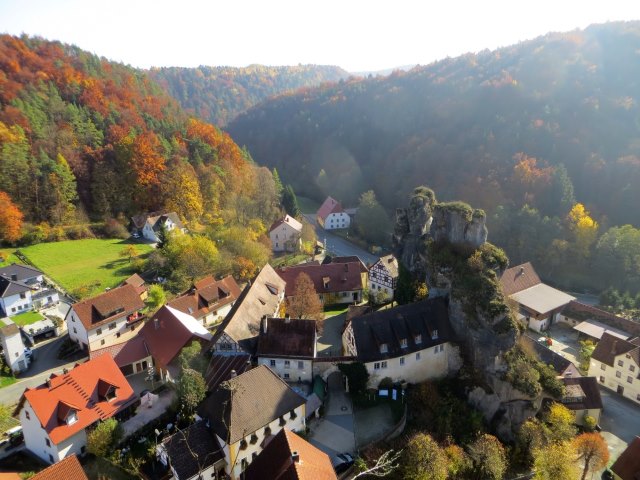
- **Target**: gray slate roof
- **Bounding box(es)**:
[350,297,454,363]
[0,275,31,299]
[0,263,43,282]
[197,365,305,445]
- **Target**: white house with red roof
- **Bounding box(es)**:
[15,355,137,464]
[65,283,147,352]
[316,196,350,230]
[269,215,303,252]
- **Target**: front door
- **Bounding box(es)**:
[617,385,625,395]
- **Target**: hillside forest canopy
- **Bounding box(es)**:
[227,22,640,296]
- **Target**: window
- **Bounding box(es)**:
[400,338,408,348]
[600,376,605,383]
[380,343,388,354]
[96,328,102,335]
[381,361,387,369]
[49,454,53,463]
[67,410,78,425]
[101,339,105,346]
[374,362,380,370]
[431,329,439,340]
[25,411,30,420]
[415,334,422,344]
[241,458,248,470]
[628,376,633,384]
[616,371,622,378]
[71,316,75,322]
[20,292,26,299]
[109,322,116,330]
[400,357,405,366]
[601,364,606,371]
[73,327,77,334]
[11,307,15,313]
[630,365,636,372]
[270,359,276,367]
[298,361,304,370]
[46,438,50,447]
[284,373,290,379]
[416,352,421,361]
[116,332,120,338]
[290,410,297,420]
[618,360,624,367]
[250,434,258,444]
[284,360,291,369]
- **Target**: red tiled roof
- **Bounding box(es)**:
[140,306,212,369]
[270,215,303,233]
[276,262,364,297]
[591,332,640,367]
[31,455,88,480]
[611,436,640,480]
[244,429,337,480]
[70,284,145,332]
[316,196,344,221]
[19,356,136,445]
[168,275,241,320]
[89,335,150,367]
[499,262,541,296]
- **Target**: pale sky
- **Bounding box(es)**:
[1,0,639,72]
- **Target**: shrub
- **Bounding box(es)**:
[338,363,369,395]
[378,377,393,389]
[583,414,597,432]
[103,218,130,239]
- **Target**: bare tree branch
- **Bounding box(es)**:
[352,449,402,479]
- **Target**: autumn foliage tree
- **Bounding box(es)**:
[401,433,449,480]
[286,272,324,322]
[572,432,610,480]
[0,191,23,243]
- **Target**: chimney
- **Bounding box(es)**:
[285,314,291,324]
[611,340,617,355]
[519,266,524,276]
[230,370,237,378]
[291,451,300,463]
[10,274,17,281]
[154,318,160,330]
[262,316,268,334]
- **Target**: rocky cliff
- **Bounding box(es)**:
[394,186,539,441]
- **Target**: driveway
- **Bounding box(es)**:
[303,214,379,266]
[308,372,356,458]
[316,312,346,357]
[599,387,640,467]
[0,334,88,406]
[526,323,581,367]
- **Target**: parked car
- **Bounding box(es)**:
[332,452,355,474]
[132,232,140,239]
[601,470,614,480]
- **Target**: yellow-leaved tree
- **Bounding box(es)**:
[566,203,599,260]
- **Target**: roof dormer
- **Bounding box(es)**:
[97,379,118,402]
[56,401,80,426]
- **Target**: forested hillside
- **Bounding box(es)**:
[228,22,640,295]
[149,64,349,126]
[0,35,280,282]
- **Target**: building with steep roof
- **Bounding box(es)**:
[276,261,366,306]
[0,317,30,374]
[89,334,152,378]
[65,283,146,352]
[130,211,185,243]
[209,264,286,355]
[31,454,88,480]
[611,436,640,480]
[588,332,640,404]
[140,305,212,381]
[197,365,306,479]
[316,196,350,230]
[168,275,241,327]
[343,297,457,387]
[157,421,226,480]
[16,355,136,464]
[243,429,337,480]
[256,317,317,383]
[520,335,581,378]
[559,376,603,425]
[269,215,303,252]
[499,262,575,333]
[368,254,399,302]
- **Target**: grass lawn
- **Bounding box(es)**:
[19,239,153,299]
[297,196,321,214]
[0,374,17,388]
[271,252,310,268]
[81,455,137,480]
[11,311,44,326]
[324,305,349,317]
[0,248,21,266]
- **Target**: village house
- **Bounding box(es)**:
[611,436,640,480]
[65,283,146,352]
[276,261,366,306]
[558,376,603,426]
[130,211,186,243]
[499,262,575,333]
[88,335,153,379]
[243,429,337,480]
[140,305,213,382]
[196,365,306,480]
[209,264,286,355]
[256,317,317,383]
[30,454,89,480]
[15,355,136,464]
[316,196,350,230]
[343,297,457,388]
[588,332,640,405]
[168,275,241,327]
[520,335,581,378]
[121,273,148,301]
[269,214,303,252]
[0,264,59,314]
[157,421,226,480]
[0,317,30,374]
[560,300,640,342]
[368,254,399,302]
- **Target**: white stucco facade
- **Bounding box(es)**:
[589,355,640,405]
[320,211,350,230]
[269,216,302,252]
[257,357,314,383]
[20,399,87,464]
[66,308,143,352]
[0,290,33,317]
[0,321,29,373]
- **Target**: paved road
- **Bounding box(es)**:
[0,334,88,406]
[599,387,640,461]
[303,214,379,266]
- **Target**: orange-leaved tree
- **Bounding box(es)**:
[0,191,23,243]
[572,432,609,480]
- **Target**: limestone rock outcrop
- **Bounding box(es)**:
[431,204,488,248]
